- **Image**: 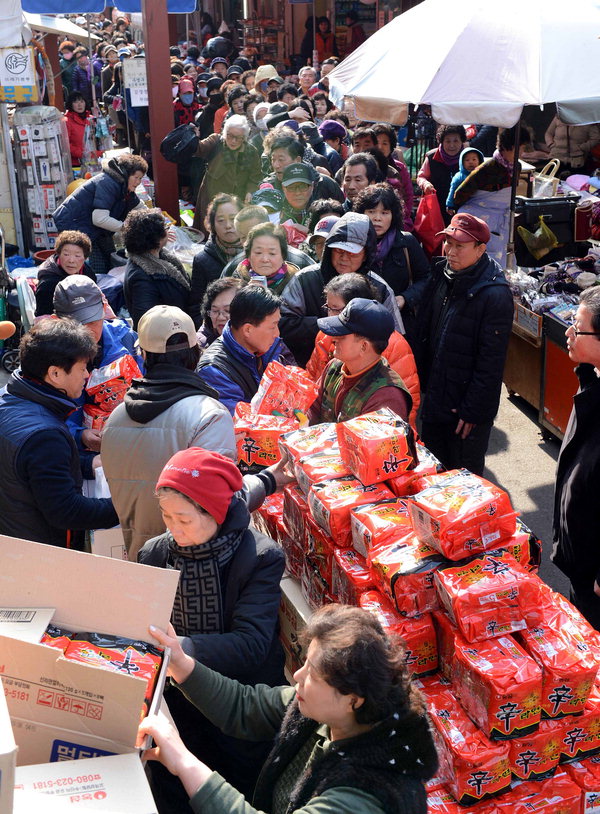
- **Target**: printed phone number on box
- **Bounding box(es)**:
[33,775,102,790]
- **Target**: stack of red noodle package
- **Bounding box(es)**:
[250,406,600,810]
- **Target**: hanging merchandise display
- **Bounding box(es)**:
[13,106,72,251]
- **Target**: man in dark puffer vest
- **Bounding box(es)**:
[0,319,118,549]
[415,213,513,476]
[309,298,412,424]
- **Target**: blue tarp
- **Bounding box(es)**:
[21,0,196,13]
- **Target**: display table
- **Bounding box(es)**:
[503,305,578,440]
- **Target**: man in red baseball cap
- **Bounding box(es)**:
[414,212,513,475]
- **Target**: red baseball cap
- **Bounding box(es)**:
[437,213,490,244]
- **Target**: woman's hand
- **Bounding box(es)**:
[395,295,405,309]
[265,457,295,491]
[422,182,436,196]
[138,712,212,795]
[82,428,102,452]
[148,624,195,685]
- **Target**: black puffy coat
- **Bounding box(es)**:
[552,364,600,587]
[123,251,200,330]
[191,236,229,305]
[415,254,513,425]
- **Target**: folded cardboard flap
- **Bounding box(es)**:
[0,535,179,642]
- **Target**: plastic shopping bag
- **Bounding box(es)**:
[413,193,445,257]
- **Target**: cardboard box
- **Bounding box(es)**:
[14,752,157,812]
[0,535,179,763]
[0,678,17,814]
[279,576,312,681]
[90,529,128,561]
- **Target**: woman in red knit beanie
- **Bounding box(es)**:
[137,446,286,808]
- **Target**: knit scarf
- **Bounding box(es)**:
[240,257,288,289]
[215,236,242,262]
[438,145,461,169]
[375,228,396,266]
[168,527,243,636]
[127,249,191,291]
[493,148,513,172]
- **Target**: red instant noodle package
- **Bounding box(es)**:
[451,634,542,740]
[434,550,543,643]
[85,354,141,411]
[350,498,413,559]
[277,516,303,579]
[425,682,511,805]
[408,469,518,561]
[502,518,542,572]
[358,591,438,676]
[336,408,416,486]
[308,476,393,547]
[304,516,335,588]
[64,632,163,719]
[252,492,284,542]
[301,556,332,610]
[564,755,600,809]
[558,681,600,763]
[234,401,297,474]
[40,623,74,652]
[386,444,444,498]
[493,770,582,813]
[278,422,338,464]
[250,360,318,418]
[527,584,600,655]
[331,548,376,605]
[370,536,446,617]
[427,788,500,814]
[294,451,350,496]
[283,483,309,545]
[508,718,564,781]
[433,611,460,680]
[517,622,599,719]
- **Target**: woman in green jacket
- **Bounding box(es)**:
[139,604,438,814]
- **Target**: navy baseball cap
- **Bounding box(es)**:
[317,298,394,342]
[252,187,284,210]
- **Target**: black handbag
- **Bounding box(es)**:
[160,124,199,164]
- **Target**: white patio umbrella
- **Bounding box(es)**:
[329,0,600,127]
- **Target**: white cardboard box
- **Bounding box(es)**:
[279,576,312,681]
[0,678,17,814]
[0,535,179,763]
[14,752,158,812]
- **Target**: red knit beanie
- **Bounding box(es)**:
[156,448,243,524]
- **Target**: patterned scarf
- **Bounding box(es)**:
[240,257,288,289]
[215,236,242,261]
[168,527,243,636]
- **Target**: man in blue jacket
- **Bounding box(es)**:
[197,285,292,415]
[0,319,118,549]
[53,275,142,479]
[415,213,513,476]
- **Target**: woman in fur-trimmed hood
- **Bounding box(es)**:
[139,602,438,814]
[123,208,200,329]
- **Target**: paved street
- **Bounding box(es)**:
[485,389,567,597]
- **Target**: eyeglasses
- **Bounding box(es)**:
[322,304,343,315]
[209,307,230,317]
[568,324,600,337]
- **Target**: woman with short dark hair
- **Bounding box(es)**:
[123,208,199,329]
[139,603,438,814]
[199,278,242,348]
[417,124,467,225]
[354,183,429,345]
[231,222,298,296]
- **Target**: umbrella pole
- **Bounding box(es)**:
[505,118,521,270]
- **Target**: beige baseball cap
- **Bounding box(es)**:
[137,305,197,353]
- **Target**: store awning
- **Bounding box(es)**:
[23,12,101,40]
